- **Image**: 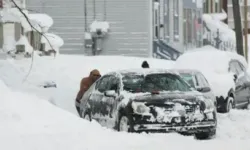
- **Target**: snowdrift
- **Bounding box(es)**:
[1,78,250,150]
[1,55,250,150]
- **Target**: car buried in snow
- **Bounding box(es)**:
[172,69,216,105]
[174,46,250,113]
[79,69,217,139]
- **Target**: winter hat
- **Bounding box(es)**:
[141,61,150,68]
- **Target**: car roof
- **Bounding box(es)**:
[169,69,201,74]
[106,68,178,76]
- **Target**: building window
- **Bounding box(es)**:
[173,0,179,41]
[203,0,209,13]
[164,0,170,41]
[183,8,188,49]
[154,1,160,39]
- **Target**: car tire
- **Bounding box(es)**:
[221,96,234,113]
[194,129,216,140]
[117,114,134,132]
[83,111,92,122]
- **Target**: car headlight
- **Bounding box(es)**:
[196,95,214,112]
[131,102,150,114]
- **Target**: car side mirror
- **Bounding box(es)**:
[196,87,211,93]
[104,90,117,97]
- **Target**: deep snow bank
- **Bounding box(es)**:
[1,79,250,150]
[0,54,175,114]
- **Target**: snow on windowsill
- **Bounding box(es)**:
[28,13,53,33]
[203,14,235,43]
[41,33,64,53]
[90,20,110,33]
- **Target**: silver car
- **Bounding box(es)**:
[172,69,216,107]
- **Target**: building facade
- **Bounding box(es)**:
[27,0,202,59]
[227,0,250,32]
[203,0,224,14]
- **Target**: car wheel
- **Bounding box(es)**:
[83,111,92,122]
[117,114,134,132]
[195,129,216,140]
[226,98,233,113]
[221,96,234,113]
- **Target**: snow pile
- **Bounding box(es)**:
[208,10,227,21]
[16,35,33,53]
[174,46,247,98]
[90,20,110,33]
[203,14,235,43]
[0,8,20,23]
[28,13,53,32]
[1,55,250,149]
[0,55,175,114]
[41,33,64,54]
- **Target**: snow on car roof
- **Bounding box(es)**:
[107,68,178,76]
[169,69,202,75]
[175,45,248,74]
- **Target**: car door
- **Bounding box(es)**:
[195,72,214,100]
[88,75,111,124]
[100,74,122,128]
[229,60,248,108]
[235,61,250,107]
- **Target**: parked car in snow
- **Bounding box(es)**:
[173,69,216,105]
[174,46,250,113]
[80,69,217,139]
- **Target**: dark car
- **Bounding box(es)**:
[80,69,217,139]
[174,48,250,113]
[173,69,216,106]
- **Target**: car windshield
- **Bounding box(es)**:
[122,73,191,93]
[179,73,195,88]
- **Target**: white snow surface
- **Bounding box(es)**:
[15,35,33,53]
[1,54,250,149]
[175,45,248,98]
[28,13,53,33]
[203,13,235,43]
[90,20,110,33]
[41,33,64,53]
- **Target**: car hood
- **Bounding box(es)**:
[130,91,202,104]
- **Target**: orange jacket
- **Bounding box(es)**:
[75,77,94,102]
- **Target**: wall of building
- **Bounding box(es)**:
[27,0,151,57]
[84,0,151,57]
[154,0,202,53]
[203,0,223,14]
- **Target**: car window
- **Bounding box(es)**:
[179,73,195,88]
[96,76,111,93]
[196,73,209,88]
[142,73,191,92]
[108,75,120,92]
[236,61,245,73]
[229,61,240,75]
[194,75,199,87]
[122,74,144,93]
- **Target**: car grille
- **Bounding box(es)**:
[145,103,197,114]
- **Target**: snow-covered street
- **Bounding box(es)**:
[1,54,250,150]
